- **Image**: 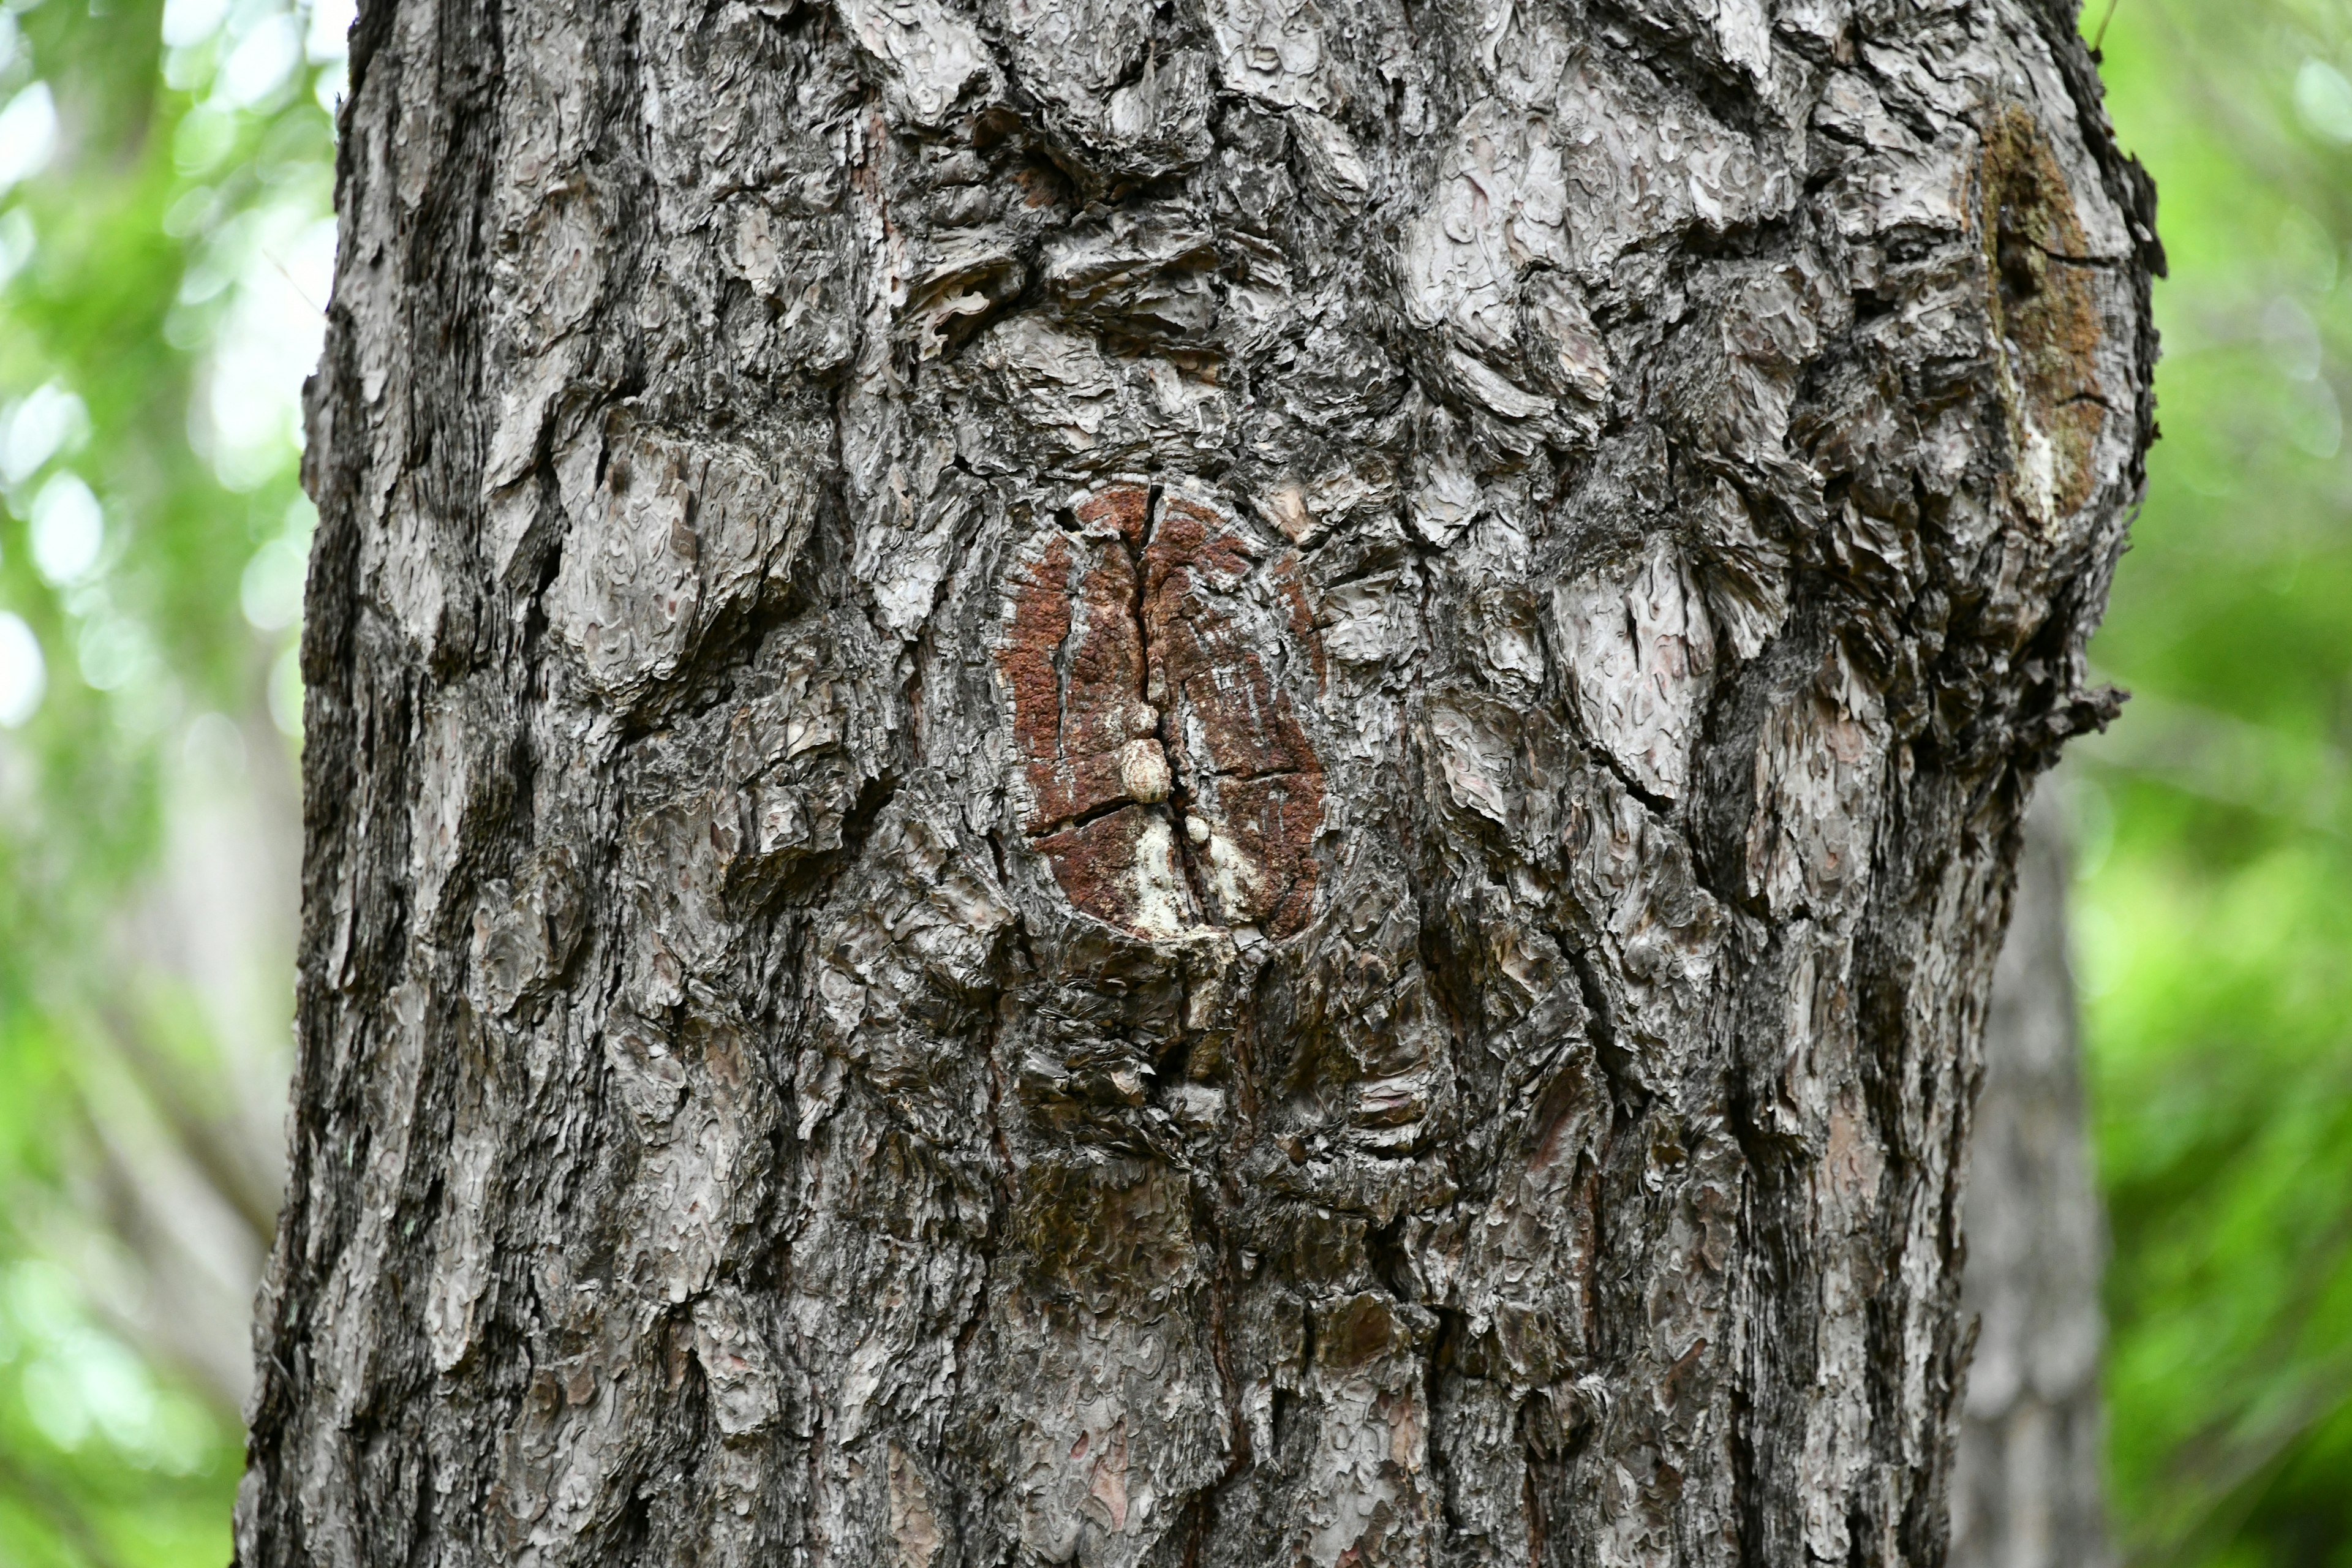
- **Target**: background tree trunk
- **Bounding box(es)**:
[239,1,2157,1566]
[1951,785,2111,1568]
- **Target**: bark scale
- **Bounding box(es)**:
[240,1,2157,1566]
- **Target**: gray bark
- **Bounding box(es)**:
[239,2,2158,1566]
[1951,786,2110,1568]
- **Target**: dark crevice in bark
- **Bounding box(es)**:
[1206,1238,1252,1481]
[774,770,902,903]
[1594,744,1681,824]
[1562,938,1648,1121]
[1364,1213,1414,1302]
[1727,1371,1768,1568]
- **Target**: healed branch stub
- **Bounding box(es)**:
[1003,479,1325,939]
[243,2,2157,1567]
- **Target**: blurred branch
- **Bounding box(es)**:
[2092,0,2122,56]
[94,998,280,1248]
[0,1449,132,1568]
[2127,0,2352,241]
[66,1086,263,1419]
[2139,1355,2352,1568]
[2075,685,2348,838]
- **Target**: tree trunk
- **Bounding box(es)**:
[239,2,2157,1566]
[1951,785,2110,1568]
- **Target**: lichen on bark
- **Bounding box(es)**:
[241,1,2157,1566]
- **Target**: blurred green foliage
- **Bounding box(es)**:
[2084,4,2352,1564]
[0,0,2346,1565]
[0,0,335,1560]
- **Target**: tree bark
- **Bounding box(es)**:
[1951,785,2110,1568]
[239,2,2158,1566]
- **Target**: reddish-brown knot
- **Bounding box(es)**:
[998,480,1325,940]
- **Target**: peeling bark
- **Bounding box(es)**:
[240,1,2157,1566]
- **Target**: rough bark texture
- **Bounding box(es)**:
[1951,788,2109,1568]
[240,1,2158,1566]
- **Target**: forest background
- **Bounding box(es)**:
[0,0,2342,1564]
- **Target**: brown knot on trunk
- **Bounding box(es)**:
[1978,105,2109,526]
[998,479,1327,940]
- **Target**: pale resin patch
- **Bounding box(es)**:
[1200,826,1272,923]
[1128,815,1191,939]
[1116,738,1173,804]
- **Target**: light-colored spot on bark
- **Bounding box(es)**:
[1714,0,1771,83]
[731,205,782,296]
[620,787,742,1006]
[1103,48,1215,160]
[1260,477,1316,543]
[603,1014,688,1129]
[407,699,479,931]
[2016,426,2058,526]
[999,0,1147,101]
[1299,1376,1423,1566]
[1115,737,1172,803]
[1403,102,1568,357]
[1521,270,1611,404]
[1745,646,1888,922]
[837,0,1000,128]
[1128,814,1190,939]
[1801,1087,1887,1562]
[692,1289,782,1439]
[900,230,1024,360]
[973,318,1121,449]
[1553,539,1717,802]
[1428,698,1515,824]
[1014,0,1156,124]
[1084,1421,1131,1532]
[425,1122,498,1373]
[469,846,584,1017]
[1692,479,1789,664]
[1816,72,1972,239]
[374,481,453,658]
[1319,573,1415,668]
[549,422,812,706]
[1290,108,1371,202]
[888,1443,945,1568]
[856,440,972,637]
[1000,1287,1223,1566]
[1199,824,1269,921]
[1207,0,1336,110]
[484,357,571,495]
[1043,211,1219,341]
[1446,347,1554,421]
